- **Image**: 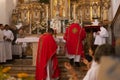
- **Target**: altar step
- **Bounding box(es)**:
[2,55,87,80]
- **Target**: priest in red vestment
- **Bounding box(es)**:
[36,28,60,80]
[63,23,86,67]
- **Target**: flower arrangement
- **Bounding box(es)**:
[0,66,13,80]
[2,67,11,73]
[17,73,28,78]
[17,72,34,80]
[0,66,34,80]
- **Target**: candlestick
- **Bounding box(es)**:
[80,11,83,26]
[46,5,49,32]
[73,4,76,19]
[29,14,31,34]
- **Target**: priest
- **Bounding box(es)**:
[63,23,86,67]
[36,28,60,80]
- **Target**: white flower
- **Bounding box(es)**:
[7,77,17,80]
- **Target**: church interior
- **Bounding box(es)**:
[0,0,120,80]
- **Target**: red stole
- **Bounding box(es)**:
[36,33,60,80]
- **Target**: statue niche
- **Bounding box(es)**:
[51,0,70,19]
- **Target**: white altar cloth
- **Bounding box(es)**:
[16,37,39,43]
[16,36,65,43]
[16,36,65,66]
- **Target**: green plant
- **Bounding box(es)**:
[0,66,34,80]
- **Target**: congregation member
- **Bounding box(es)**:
[0,24,6,63]
[3,24,14,61]
[63,23,86,67]
[36,28,60,80]
[83,44,115,80]
[82,47,95,70]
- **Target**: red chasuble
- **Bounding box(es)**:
[36,33,60,80]
[63,23,86,57]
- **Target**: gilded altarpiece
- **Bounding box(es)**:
[12,1,49,34]
[75,0,101,23]
[74,0,110,25]
[11,0,111,65]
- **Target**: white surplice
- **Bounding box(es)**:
[94,26,109,45]
[0,29,6,62]
[3,30,14,60]
[83,60,99,80]
[46,59,59,80]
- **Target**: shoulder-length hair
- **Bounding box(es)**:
[94,44,115,63]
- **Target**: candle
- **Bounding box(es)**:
[46,5,48,20]
[73,4,76,19]
[29,14,31,34]
[80,11,82,26]
[46,5,49,32]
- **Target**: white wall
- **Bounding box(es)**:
[111,0,120,19]
[0,0,7,25]
[0,0,17,25]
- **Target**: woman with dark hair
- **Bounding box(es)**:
[82,47,95,70]
[83,44,115,80]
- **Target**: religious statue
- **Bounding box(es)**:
[50,18,61,33]
[51,0,69,19]
[58,0,65,17]
[101,2,110,20]
[11,10,18,24]
[85,4,90,20]
[92,2,99,18]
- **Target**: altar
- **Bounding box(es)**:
[16,35,65,66]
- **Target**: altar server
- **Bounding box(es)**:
[0,24,6,63]
[3,24,14,60]
[93,24,109,49]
